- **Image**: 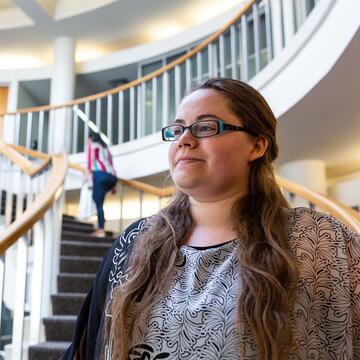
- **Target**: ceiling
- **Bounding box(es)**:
[277,28,360,177]
[0,0,243,68]
[0,0,13,10]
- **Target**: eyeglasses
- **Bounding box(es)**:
[161,119,258,141]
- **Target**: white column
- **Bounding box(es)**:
[279,159,327,207]
[4,81,19,143]
[49,36,76,153]
[281,0,296,47]
[270,0,284,57]
[328,175,360,210]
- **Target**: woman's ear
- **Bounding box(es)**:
[249,136,268,162]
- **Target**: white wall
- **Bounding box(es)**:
[328,174,360,209]
[18,83,38,108]
[250,0,360,118]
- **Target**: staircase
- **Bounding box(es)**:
[28,215,114,360]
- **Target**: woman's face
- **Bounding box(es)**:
[168,89,265,201]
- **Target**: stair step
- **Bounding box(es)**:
[58,273,96,293]
[62,230,114,243]
[61,240,112,257]
[62,223,95,232]
[43,316,76,342]
[28,341,70,360]
[62,219,94,228]
[60,255,103,274]
[62,224,113,236]
[52,293,86,316]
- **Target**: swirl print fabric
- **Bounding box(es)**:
[132,241,240,359]
[104,208,360,360]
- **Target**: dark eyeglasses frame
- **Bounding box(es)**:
[161,119,258,141]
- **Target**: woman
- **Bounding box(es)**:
[86,132,117,237]
[64,78,359,359]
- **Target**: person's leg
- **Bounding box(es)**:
[92,172,117,236]
[102,173,117,193]
[92,171,107,233]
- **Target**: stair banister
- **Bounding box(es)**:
[0,142,68,359]
[275,175,360,233]
[0,148,67,253]
[0,0,322,155]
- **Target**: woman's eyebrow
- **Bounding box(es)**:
[174,114,220,124]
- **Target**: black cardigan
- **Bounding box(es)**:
[61,218,146,360]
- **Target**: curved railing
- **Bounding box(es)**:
[0,144,67,253]
[275,176,360,232]
[0,142,68,358]
[68,161,360,233]
[0,0,320,154]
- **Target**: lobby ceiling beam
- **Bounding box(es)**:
[13,0,54,25]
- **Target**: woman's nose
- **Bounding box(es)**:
[177,128,197,148]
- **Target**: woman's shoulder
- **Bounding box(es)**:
[112,217,150,254]
[284,206,359,250]
[285,206,357,232]
[94,218,150,283]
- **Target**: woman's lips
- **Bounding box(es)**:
[177,157,203,165]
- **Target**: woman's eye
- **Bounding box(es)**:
[198,124,216,132]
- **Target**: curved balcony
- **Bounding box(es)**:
[1,0,358,186]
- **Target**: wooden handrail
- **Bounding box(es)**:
[119,178,173,197]
[0,0,256,117]
[8,143,51,161]
[275,175,360,233]
[0,152,68,254]
[340,205,360,223]
[0,141,50,177]
[69,161,173,197]
[4,143,358,232]
[67,159,360,231]
[2,142,173,197]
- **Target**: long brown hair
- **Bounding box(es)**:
[103,78,298,359]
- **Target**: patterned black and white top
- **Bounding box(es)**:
[62,207,360,360]
[123,240,239,360]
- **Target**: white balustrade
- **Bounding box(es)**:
[3,0,319,155]
[0,153,63,358]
